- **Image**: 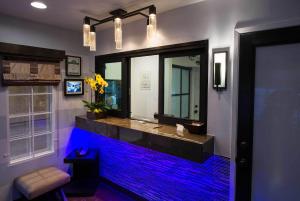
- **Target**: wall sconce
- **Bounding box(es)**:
[213,48,229,90]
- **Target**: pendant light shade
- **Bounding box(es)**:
[147,19,154,40]
[83,17,90,47]
[114,17,122,50]
[149,6,157,35]
[90,26,96,51]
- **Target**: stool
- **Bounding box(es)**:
[14,166,70,201]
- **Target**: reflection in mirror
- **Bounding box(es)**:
[104,62,122,111]
[164,55,200,121]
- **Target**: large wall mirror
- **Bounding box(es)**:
[95,40,208,128]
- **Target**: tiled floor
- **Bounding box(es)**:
[68,129,230,201]
[68,182,137,201]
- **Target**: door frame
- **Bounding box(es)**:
[236,25,300,201]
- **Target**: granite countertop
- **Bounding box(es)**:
[89,116,213,145]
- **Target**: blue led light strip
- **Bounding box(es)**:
[66,128,230,201]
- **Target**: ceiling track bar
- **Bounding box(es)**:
[86,4,154,27]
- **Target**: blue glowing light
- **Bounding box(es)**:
[66,128,230,201]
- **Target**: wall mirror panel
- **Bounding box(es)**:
[96,58,129,117]
[104,62,122,111]
[163,55,200,121]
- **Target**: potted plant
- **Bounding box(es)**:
[83,74,109,120]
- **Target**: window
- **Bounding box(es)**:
[169,65,191,119]
[8,86,54,164]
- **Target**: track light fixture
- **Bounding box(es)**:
[82,5,157,51]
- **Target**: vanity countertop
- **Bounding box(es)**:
[75,115,214,163]
[92,117,213,145]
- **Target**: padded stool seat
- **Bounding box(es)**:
[15,166,70,200]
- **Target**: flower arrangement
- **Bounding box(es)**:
[83,74,109,116]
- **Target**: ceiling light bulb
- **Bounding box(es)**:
[31,1,47,9]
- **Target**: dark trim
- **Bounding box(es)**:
[0,42,65,62]
[96,40,208,59]
[65,55,82,76]
[236,25,300,201]
[64,79,84,96]
[2,80,60,86]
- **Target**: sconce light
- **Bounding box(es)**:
[213,48,229,90]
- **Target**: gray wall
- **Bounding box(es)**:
[1,0,300,200]
[0,14,93,200]
[94,0,300,159]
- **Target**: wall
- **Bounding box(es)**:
[0,14,93,200]
[94,0,300,159]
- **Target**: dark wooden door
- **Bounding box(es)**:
[236,26,300,201]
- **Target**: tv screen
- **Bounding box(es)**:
[64,79,84,96]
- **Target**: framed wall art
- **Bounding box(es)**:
[66,55,81,76]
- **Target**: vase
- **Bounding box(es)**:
[86,111,107,120]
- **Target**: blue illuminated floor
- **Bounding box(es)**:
[67,128,230,201]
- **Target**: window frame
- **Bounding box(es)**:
[7,86,55,165]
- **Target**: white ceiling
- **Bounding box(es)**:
[0,0,205,31]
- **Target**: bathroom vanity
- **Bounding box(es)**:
[75,116,214,163]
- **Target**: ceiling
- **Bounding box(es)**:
[0,0,205,31]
